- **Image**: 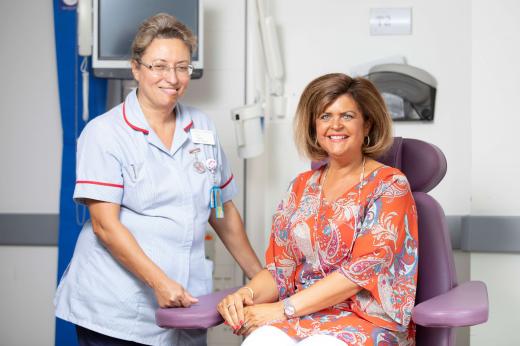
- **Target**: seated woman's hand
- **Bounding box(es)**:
[238,302,286,336]
[217,287,254,331]
[152,277,198,308]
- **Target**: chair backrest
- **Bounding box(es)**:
[378,137,456,346]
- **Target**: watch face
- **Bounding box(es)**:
[284,299,296,317]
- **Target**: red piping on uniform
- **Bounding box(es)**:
[76,180,124,188]
[122,102,149,134]
[183,120,193,132]
[220,174,234,189]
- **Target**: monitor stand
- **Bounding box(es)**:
[106,79,137,110]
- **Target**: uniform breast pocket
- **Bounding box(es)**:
[122,162,155,211]
[123,162,146,183]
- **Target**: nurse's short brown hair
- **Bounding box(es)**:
[131,13,197,63]
[294,73,393,161]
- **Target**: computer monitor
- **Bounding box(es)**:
[92,0,203,79]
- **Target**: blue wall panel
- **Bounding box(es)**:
[53,1,107,344]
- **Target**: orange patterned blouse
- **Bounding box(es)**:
[266,166,418,345]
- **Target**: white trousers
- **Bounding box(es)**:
[241,326,346,346]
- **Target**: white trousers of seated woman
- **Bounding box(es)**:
[241,325,346,346]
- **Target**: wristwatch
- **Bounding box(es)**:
[282,297,296,318]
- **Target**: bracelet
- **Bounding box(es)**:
[241,286,254,300]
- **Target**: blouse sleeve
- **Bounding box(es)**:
[339,173,419,327]
[265,176,303,299]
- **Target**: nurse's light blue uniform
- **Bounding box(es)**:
[54,89,237,345]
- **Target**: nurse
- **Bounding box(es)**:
[54,13,262,346]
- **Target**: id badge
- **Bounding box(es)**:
[191,129,215,145]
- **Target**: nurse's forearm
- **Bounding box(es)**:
[87,200,169,289]
[243,268,279,304]
[210,201,262,279]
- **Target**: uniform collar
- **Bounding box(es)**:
[122,89,150,134]
[122,89,194,155]
[176,103,194,134]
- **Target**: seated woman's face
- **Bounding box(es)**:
[132,38,192,110]
[315,94,368,160]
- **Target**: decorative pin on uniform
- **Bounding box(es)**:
[189,148,206,174]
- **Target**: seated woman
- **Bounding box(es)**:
[217,73,418,345]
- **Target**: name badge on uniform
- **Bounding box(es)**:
[191,129,215,145]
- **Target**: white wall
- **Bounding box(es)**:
[0,246,58,346]
[0,1,61,213]
[0,0,61,345]
[470,1,520,345]
[471,0,520,216]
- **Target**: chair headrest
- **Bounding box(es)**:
[377,137,447,192]
[311,137,447,193]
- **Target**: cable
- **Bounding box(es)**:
[80,56,89,122]
[75,49,88,226]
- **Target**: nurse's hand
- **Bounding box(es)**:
[217,287,254,332]
[153,277,199,308]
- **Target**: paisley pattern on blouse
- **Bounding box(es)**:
[266,166,418,345]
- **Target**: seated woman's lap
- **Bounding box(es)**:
[266,312,406,345]
[242,326,346,346]
[242,326,295,346]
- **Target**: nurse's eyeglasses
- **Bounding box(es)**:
[137,60,194,77]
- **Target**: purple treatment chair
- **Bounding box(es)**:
[156,137,489,345]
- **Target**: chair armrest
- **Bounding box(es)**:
[412,281,488,327]
[156,287,239,329]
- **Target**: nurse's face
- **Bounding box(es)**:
[132,38,191,111]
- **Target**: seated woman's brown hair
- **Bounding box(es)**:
[294,73,393,161]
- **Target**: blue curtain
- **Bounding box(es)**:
[53,1,107,344]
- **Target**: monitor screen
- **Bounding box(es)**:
[92,0,203,79]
